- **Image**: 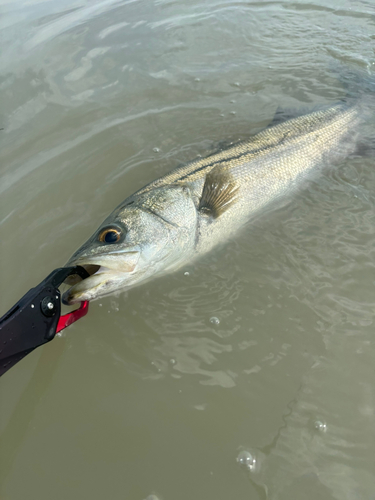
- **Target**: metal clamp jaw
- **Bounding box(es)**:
[0,266,89,377]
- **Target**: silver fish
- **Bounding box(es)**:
[63,102,364,304]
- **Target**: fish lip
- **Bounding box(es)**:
[61,270,119,305]
[65,249,140,272]
[62,251,140,304]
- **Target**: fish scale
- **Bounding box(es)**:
[136,104,359,192]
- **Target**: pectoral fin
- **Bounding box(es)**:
[198,168,239,218]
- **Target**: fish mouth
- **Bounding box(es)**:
[62,252,140,305]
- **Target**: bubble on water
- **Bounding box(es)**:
[314,420,327,432]
[194,77,201,82]
[98,303,102,307]
[143,495,160,500]
[184,271,189,276]
[153,147,160,153]
[234,81,240,87]
[236,450,256,471]
[210,316,220,325]
[230,99,236,103]
[194,403,207,410]
[220,113,225,117]
[170,358,176,365]
[230,111,236,115]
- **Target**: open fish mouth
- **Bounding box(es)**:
[62,252,140,304]
[64,262,103,286]
[62,265,119,305]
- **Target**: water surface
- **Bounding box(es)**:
[1,1,375,499]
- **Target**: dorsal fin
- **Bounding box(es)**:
[351,138,375,158]
[270,106,308,126]
[198,168,239,218]
[270,104,331,126]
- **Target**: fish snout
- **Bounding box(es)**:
[62,252,140,304]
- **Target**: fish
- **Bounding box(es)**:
[62,100,368,304]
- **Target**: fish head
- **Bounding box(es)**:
[62,185,197,304]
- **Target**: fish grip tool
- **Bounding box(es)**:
[0,266,90,377]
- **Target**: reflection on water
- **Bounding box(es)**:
[1,0,374,499]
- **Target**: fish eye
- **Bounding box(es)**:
[98,228,121,244]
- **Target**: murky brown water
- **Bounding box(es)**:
[1,1,375,499]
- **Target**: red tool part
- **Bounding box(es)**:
[56,301,89,333]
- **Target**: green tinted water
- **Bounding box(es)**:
[1,1,374,499]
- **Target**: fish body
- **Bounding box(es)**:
[63,102,363,304]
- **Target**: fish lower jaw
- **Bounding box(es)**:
[62,268,124,305]
[62,289,94,305]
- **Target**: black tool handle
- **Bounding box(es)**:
[0,266,89,377]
